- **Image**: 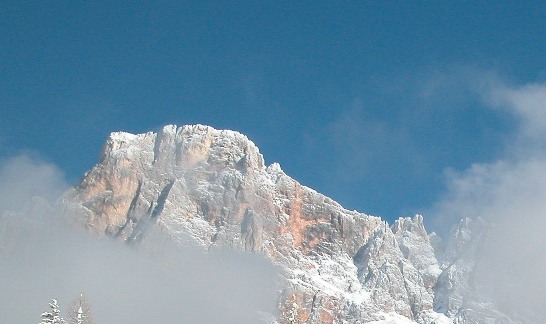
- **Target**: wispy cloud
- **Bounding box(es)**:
[327,99,423,182]
[486,81,546,150]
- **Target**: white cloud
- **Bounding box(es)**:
[430,79,546,320]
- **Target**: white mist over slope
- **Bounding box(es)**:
[431,80,546,320]
[0,154,68,211]
[0,155,279,324]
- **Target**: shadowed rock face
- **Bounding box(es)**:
[61,124,515,323]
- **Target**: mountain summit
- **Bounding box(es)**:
[61,125,514,323]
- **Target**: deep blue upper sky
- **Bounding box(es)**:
[2,1,545,222]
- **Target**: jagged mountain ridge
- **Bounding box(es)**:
[61,124,515,323]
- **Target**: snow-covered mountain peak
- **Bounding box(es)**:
[61,124,516,323]
[100,124,266,173]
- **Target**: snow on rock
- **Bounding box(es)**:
[61,124,515,323]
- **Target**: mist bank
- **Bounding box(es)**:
[0,155,280,324]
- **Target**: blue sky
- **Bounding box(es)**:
[2,1,546,223]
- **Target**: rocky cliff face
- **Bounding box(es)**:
[61,125,516,323]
